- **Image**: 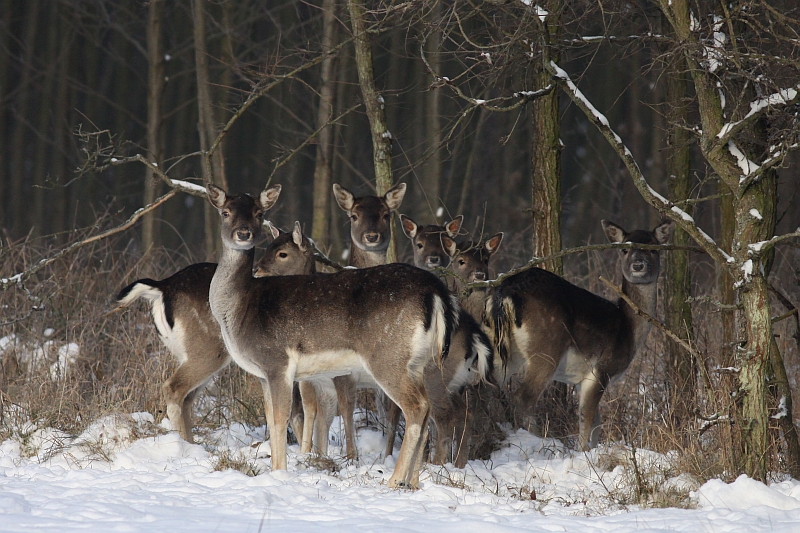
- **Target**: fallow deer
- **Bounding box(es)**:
[442,233,504,323]
[206,183,458,489]
[115,220,314,444]
[488,219,674,450]
[389,214,492,467]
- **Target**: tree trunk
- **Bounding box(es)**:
[346,0,397,261]
[422,2,442,220]
[193,0,225,259]
[530,0,562,275]
[663,46,695,425]
[143,0,166,254]
[311,0,339,246]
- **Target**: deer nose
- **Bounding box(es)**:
[236,228,252,241]
[427,255,440,266]
[473,271,486,281]
[631,262,645,272]
[364,232,380,244]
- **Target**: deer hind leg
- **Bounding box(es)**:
[162,348,229,443]
[577,372,607,451]
[516,353,559,436]
[333,374,358,459]
[261,374,293,471]
[385,376,430,489]
[383,400,401,461]
[297,381,317,453]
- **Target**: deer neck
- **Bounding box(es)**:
[620,277,657,352]
[209,245,255,323]
[349,243,386,268]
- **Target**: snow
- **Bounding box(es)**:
[727,141,760,179]
[2,414,800,532]
[170,179,207,194]
[717,86,799,139]
[749,208,763,220]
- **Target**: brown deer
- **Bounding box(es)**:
[309,182,406,460]
[207,183,458,489]
[441,233,504,323]
[488,219,674,450]
[116,220,315,444]
[388,214,493,467]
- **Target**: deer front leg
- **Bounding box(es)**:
[577,373,607,451]
[386,376,430,489]
[298,381,317,453]
[262,376,293,471]
[383,400,401,460]
[333,375,358,459]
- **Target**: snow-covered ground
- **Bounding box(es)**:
[2,412,800,532]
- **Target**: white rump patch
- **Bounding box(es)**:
[287,348,363,381]
[553,347,595,386]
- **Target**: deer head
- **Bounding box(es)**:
[400,214,463,269]
[333,182,406,253]
[602,219,674,285]
[254,221,315,277]
[207,183,282,251]
[443,233,504,284]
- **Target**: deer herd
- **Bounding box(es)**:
[116,181,674,489]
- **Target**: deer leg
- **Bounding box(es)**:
[162,350,229,443]
[262,375,293,471]
[298,381,317,453]
[577,373,607,451]
[333,375,358,460]
[312,382,336,455]
[451,392,472,469]
[383,400,401,460]
[516,354,558,436]
[385,376,430,490]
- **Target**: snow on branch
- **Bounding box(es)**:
[717,84,800,145]
[546,60,734,267]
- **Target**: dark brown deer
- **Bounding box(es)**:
[489,219,674,450]
[442,233,504,323]
[388,214,492,467]
[207,183,458,489]
[116,219,315,444]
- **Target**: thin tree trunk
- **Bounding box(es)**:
[0,0,14,229]
[32,8,57,238]
[143,0,165,254]
[193,0,225,259]
[53,8,73,238]
[422,2,442,220]
[311,0,339,246]
[8,0,41,237]
[663,45,696,425]
[346,0,397,261]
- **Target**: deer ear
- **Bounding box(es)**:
[485,232,503,255]
[601,219,627,243]
[653,219,674,244]
[383,182,407,211]
[400,214,418,239]
[207,183,227,209]
[260,184,282,211]
[265,221,281,239]
[445,215,463,238]
[292,221,306,250]
[441,235,458,258]
[333,183,354,212]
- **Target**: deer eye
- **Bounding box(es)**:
[255,211,264,219]
[222,210,230,218]
[458,259,466,266]
[621,249,628,255]
[383,214,390,220]
[350,214,357,221]
[417,243,423,249]
[278,252,288,258]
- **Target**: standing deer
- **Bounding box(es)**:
[488,219,674,450]
[207,183,458,489]
[390,214,492,467]
[442,233,504,323]
[115,220,314,444]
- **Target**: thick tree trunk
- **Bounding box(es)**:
[663,49,695,425]
[346,0,397,261]
[530,0,562,275]
[143,0,165,254]
[193,0,225,259]
[311,0,339,246]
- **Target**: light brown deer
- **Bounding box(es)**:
[207,183,458,489]
[488,219,674,450]
[115,220,314,444]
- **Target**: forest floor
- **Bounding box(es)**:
[1,410,799,532]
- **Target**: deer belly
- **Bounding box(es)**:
[290,349,363,380]
[552,347,595,385]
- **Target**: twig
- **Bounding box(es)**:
[599,276,699,361]
[1,190,177,290]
